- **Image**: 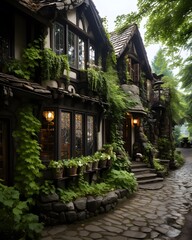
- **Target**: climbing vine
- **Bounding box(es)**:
[6,38,70,82]
[13,106,45,198]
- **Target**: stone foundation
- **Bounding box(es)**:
[37,189,130,226]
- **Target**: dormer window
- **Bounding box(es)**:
[68,30,85,69]
[53,22,64,55]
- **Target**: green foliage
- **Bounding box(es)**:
[112,142,131,170]
[157,137,173,160]
[106,169,138,193]
[39,180,56,195]
[57,188,78,203]
[0,182,43,239]
[57,181,112,203]
[13,106,45,198]
[174,150,185,168]
[6,38,69,81]
[48,160,63,169]
[7,39,42,80]
[153,159,165,171]
[152,49,187,124]
[115,0,192,51]
[63,158,79,168]
[87,65,105,92]
[40,48,70,81]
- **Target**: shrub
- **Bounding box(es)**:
[106,169,138,193]
[0,182,43,239]
[174,150,184,168]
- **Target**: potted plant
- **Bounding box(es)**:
[92,152,100,170]
[48,160,64,179]
[63,158,79,176]
[83,156,94,172]
[98,152,111,168]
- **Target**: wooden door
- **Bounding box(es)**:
[123,116,132,156]
[0,119,8,183]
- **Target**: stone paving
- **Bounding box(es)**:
[41,149,192,240]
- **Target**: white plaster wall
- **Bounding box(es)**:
[79,17,88,32]
[42,80,58,88]
[67,10,77,25]
[68,71,76,79]
[45,27,51,48]
[97,120,103,150]
[14,15,26,59]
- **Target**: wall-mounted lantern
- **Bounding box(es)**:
[133,118,139,127]
[43,111,55,122]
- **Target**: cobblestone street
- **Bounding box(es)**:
[42,148,192,240]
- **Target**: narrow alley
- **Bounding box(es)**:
[41,148,192,240]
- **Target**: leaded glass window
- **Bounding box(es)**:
[68,31,76,67]
[68,30,85,69]
[87,115,94,155]
[61,112,71,159]
[54,22,64,55]
[75,114,83,157]
[78,38,85,69]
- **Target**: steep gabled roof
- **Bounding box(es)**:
[17,0,84,12]
[110,24,137,58]
[110,24,153,80]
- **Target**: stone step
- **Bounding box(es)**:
[158,159,170,166]
[135,172,158,180]
[131,162,148,169]
[131,167,151,173]
[130,161,165,186]
[137,177,164,185]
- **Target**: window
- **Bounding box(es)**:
[87,116,94,155]
[78,38,85,69]
[53,22,64,55]
[61,112,71,159]
[68,30,85,69]
[89,45,95,65]
[40,111,55,162]
[75,114,83,157]
[127,58,140,84]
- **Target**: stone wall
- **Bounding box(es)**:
[37,189,130,226]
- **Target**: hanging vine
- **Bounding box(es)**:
[13,105,45,198]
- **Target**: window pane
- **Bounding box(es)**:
[89,45,95,65]
[87,116,94,155]
[75,114,83,157]
[68,31,76,67]
[61,112,71,159]
[54,23,64,55]
[78,38,85,69]
[40,111,55,163]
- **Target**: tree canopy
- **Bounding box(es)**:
[115,0,192,124]
[115,0,192,54]
[152,49,186,125]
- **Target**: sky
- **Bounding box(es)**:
[93,0,160,64]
